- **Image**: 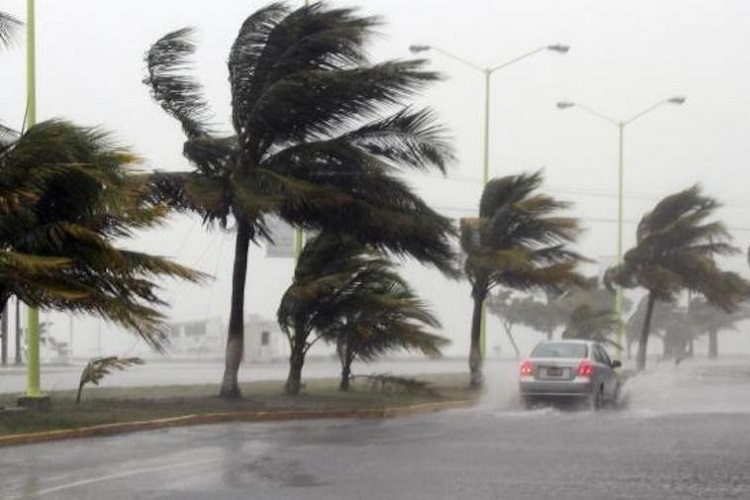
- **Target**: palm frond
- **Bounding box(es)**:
[343,107,455,173]
[144,27,213,138]
[0,11,21,49]
[76,356,144,403]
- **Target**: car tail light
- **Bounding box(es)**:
[577,360,595,378]
[520,360,533,377]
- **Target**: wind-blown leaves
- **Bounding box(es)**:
[143,3,458,397]
[144,27,213,139]
[0,11,21,49]
[0,120,207,349]
[76,356,144,403]
[279,233,446,392]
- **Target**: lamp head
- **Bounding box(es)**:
[547,44,570,54]
[409,44,431,54]
[667,96,686,105]
[556,101,576,110]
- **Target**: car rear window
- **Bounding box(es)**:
[531,342,588,359]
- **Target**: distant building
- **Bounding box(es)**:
[244,314,289,362]
[166,314,289,362]
[166,317,224,358]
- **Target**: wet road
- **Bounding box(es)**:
[2,360,750,499]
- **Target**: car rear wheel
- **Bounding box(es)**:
[587,386,603,411]
[521,396,534,410]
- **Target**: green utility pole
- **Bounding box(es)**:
[615,123,624,359]
[556,97,685,362]
[21,0,47,409]
[478,69,491,359]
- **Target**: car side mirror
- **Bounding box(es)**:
[611,360,622,369]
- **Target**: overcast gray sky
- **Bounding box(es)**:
[2,0,750,357]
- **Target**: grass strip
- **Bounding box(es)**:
[0,373,478,439]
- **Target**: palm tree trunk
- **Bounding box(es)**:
[708,329,718,359]
[340,349,355,392]
[285,341,305,395]
[219,220,251,399]
[468,286,485,390]
[636,292,657,371]
[1,297,8,366]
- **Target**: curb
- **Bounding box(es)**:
[0,399,476,447]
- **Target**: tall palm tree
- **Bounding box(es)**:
[144,3,457,397]
[461,171,586,389]
[0,120,205,348]
[606,185,750,371]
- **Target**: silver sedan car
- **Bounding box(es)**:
[518,339,621,410]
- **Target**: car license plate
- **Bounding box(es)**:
[547,367,563,377]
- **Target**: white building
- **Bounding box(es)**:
[166,314,290,362]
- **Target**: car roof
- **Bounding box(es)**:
[536,339,595,346]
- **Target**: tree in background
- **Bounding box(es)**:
[461,171,586,389]
[486,291,539,358]
[689,296,750,359]
[144,2,457,398]
[606,186,750,371]
[561,304,620,348]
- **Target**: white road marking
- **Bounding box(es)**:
[2,457,221,499]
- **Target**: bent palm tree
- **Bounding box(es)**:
[278,233,445,393]
[144,3,456,397]
[0,120,205,347]
[606,185,750,371]
[461,171,586,389]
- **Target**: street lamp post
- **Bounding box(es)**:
[409,43,569,359]
[556,96,686,360]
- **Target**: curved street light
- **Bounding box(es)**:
[411,42,570,359]
[556,96,686,360]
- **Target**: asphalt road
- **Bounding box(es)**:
[2,360,750,499]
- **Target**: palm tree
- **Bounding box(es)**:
[606,186,750,371]
[278,234,374,394]
[277,233,445,394]
[322,263,446,392]
[461,171,586,389]
[144,3,457,398]
[0,120,205,348]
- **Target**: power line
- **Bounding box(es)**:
[431,204,750,233]
[404,171,750,209]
